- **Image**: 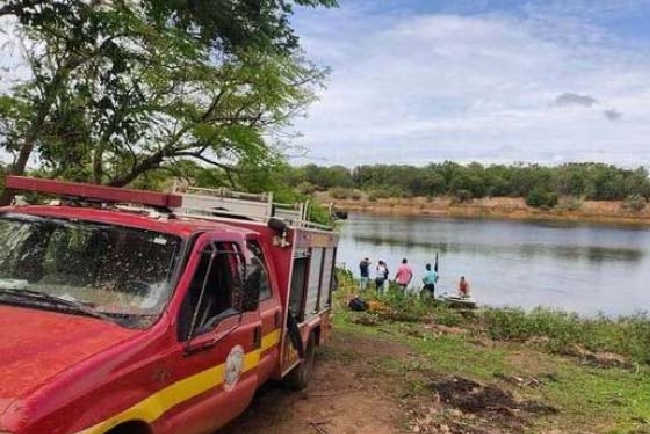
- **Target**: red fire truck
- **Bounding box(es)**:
[0,176,340,434]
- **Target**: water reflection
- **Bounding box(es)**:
[338,214,650,316]
[352,235,643,263]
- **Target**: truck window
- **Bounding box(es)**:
[246,240,272,300]
[0,213,182,328]
[179,241,241,340]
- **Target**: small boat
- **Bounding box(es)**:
[438,292,477,309]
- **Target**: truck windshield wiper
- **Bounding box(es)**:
[0,288,108,321]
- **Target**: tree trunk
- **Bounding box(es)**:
[92,144,104,184]
[0,140,36,205]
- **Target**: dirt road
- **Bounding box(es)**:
[218,331,406,434]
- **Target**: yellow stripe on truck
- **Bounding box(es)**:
[261,328,280,352]
[76,329,281,434]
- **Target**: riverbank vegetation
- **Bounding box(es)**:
[0,1,337,204]
[333,272,650,433]
[282,162,650,209]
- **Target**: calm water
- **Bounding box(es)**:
[337,213,650,316]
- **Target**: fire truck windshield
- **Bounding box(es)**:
[0,213,183,328]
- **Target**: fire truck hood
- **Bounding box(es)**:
[0,305,138,400]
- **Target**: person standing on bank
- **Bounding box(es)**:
[422,263,439,298]
[382,259,390,293]
[375,260,387,294]
[395,257,413,293]
[359,257,370,291]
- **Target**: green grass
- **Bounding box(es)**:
[336,272,650,365]
[332,277,650,433]
[481,307,650,364]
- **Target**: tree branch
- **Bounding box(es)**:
[107,150,167,187]
[174,151,238,172]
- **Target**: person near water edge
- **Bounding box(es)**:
[422,263,439,298]
[395,257,413,292]
[381,259,390,293]
[375,260,387,293]
[359,257,370,291]
[459,276,470,298]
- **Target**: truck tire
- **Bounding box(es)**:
[284,333,316,391]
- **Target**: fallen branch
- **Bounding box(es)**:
[308,421,330,434]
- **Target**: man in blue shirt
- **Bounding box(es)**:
[422,263,439,298]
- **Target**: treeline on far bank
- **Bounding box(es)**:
[282,162,650,209]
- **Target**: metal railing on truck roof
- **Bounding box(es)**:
[170,182,333,231]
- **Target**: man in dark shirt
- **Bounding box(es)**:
[359,257,370,291]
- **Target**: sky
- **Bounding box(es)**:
[288,0,650,167]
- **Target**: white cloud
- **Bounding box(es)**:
[290,3,650,167]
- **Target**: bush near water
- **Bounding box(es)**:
[283,162,650,209]
[336,270,650,366]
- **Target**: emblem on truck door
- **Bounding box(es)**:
[224,345,245,392]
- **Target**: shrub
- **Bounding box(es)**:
[296,181,317,195]
[480,307,650,363]
[330,188,350,199]
[350,191,362,201]
[622,194,646,212]
[454,189,473,203]
[526,188,558,208]
[557,196,583,212]
[367,188,392,200]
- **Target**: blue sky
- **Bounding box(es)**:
[288,0,650,167]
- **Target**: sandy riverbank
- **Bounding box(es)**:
[316,193,650,226]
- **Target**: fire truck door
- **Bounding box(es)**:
[162,237,261,434]
[245,239,281,384]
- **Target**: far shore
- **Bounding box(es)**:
[317,193,650,227]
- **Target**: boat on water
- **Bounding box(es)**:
[438,292,477,309]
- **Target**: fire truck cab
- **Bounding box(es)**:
[0,176,339,434]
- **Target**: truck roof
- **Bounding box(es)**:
[0,205,256,238]
[3,176,338,234]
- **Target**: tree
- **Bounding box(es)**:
[0,1,331,203]
[0,1,338,55]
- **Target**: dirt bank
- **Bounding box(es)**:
[217,294,650,434]
[318,193,650,226]
[217,332,404,434]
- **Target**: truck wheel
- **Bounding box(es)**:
[285,333,316,391]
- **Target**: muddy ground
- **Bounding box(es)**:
[218,331,403,434]
[217,329,559,434]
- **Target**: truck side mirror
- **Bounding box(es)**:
[242,267,261,312]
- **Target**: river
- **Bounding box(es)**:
[337,213,650,316]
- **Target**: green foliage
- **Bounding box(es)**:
[557,196,583,212]
[143,0,338,55]
[0,0,333,205]
[296,181,317,195]
[526,188,558,208]
[281,162,650,203]
[1,0,337,57]
[340,276,650,365]
[367,189,392,200]
[330,188,351,199]
[480,307,650,364]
